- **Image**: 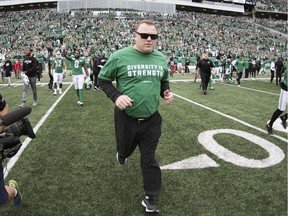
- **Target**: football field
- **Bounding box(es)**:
[0,74,287,216]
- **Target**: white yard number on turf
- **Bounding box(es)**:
[161,129,285,170]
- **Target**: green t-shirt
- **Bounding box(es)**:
[99,46,169,118]
[244,59,249,69]
[68,55,86,75]
[235,59,245,73]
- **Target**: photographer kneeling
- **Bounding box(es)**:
[0,94,22,206]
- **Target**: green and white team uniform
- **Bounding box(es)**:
[52,57,65,95]
[213,58,221,75]
[99,46,169,118]
[225,59,233,83]
[68,55,87,104]
[83,56,93,76]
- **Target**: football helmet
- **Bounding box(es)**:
[21,72,29,85]
[56,51,61,58]
[84,77,92,90]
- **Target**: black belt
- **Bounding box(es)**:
[128,111,158,124]
[136,118,148,123]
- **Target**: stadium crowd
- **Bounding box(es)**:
[256,0,287,12]
[0,8,286,74]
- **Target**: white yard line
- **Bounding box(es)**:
[170,79,279,96]
[219,82,279,96]
[4,83,74,179]
[173,93,287,143]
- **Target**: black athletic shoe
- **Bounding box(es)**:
[141,196,159,213]
[203,90,207,95]
[266,124,272,135]
[116,152,127,165]
[280,116,287,129]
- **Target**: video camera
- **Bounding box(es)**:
[0,107,36,161]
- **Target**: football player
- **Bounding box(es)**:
[225,58,233,83]
[82,51,93,82]
[266,66,288,134]
[63,49,89,106]
[51,51,66,95]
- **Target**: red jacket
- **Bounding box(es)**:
[13,60,22,71]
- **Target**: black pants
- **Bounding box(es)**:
[0,163,8,205]
[236,72,243,85]
[276,70,281,85]
[48,71,53,89]
[114,107,162,198]
[93,70,100,88]
[200,73,210,91]
[270,70,275,83]
[244,69,249,78]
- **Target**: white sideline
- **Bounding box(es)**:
[173,93,287,143]
[4,83,74,179]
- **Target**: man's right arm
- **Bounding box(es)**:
[98,79,121,103]
[62,50,71,61]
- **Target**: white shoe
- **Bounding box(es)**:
[77,101,81,105]
[78,101,84,106]
[19,102,26,108]
[32,101,37,106]
[53,90,57,95]
[59,89,62,94]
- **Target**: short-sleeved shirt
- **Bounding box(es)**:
[53,57,65,73]
[235,59,245,73]
[69,55,86,75]
[99,46,169,118]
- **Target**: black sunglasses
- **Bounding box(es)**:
[135,32,158,40]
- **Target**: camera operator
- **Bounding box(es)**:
[0,94,22,206]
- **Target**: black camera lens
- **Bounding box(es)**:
[5,118,36,139]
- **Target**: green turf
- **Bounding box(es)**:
[0,73,287,216]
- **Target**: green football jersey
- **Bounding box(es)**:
[214,59,220,67]
[84,56,92,69]
[49,57,55,69]
[53,57,65,73]
[99,46,169,118]
[69,55,86,75]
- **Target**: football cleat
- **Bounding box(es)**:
[266,124,272,135]
[280,115,287,129]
